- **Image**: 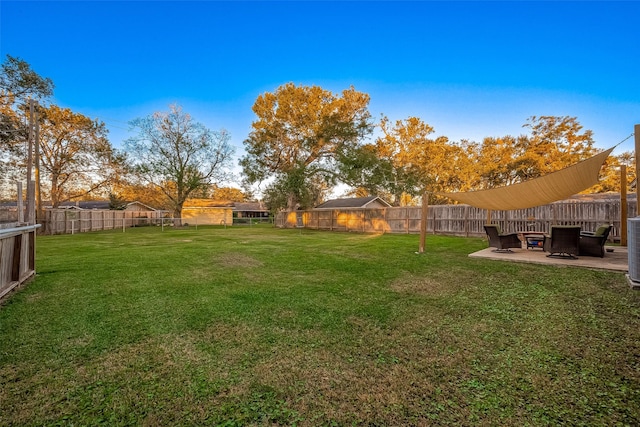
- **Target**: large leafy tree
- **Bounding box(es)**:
[240,83,373,210]
[370,116,474,205]
[38,104,124,207]
[520,115,597,177]
[0,55,54,147]
[125,105,234,218]
[472,116,598,190]
[589,151,636,193]
[0,55,54,197]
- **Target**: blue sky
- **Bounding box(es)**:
[2,1,639,185]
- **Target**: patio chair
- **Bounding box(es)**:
[543,226,581,259]
[483,224,522,252]
[579,223,612,257]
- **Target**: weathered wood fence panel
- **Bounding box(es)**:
[42,210,165,235]
[276,198,636,241]
[0,224,40,300]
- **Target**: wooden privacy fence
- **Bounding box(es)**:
[0,224,40,300]
[42,209,166,235]
[276,199,635,241]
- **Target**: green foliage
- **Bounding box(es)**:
[1,227,638,425]
[0,54,54,101]
[0,54,54,150]
[108,192,127,210]
[241,83,374,210]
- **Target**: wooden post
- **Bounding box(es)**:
[29,229,35,271]
[419,192,428,253]
[405,207,409,234]
[34,109,43,227]
[12,233,23,282]
[26,181,35,225]
[487,209,492,224]
[26,100,35,225]
[636,124,640,217]
[621,165,628,246]
[464,206,469,237]
[16,181,24,223]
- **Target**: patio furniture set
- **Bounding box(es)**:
[484,224,613,259]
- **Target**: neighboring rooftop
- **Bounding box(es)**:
[315,196,392,209]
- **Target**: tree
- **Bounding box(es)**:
[240,83,373,211]
[471,116,598,190]
[371,116,474,205]
[0,55,54,101]
[473,135,523,189]
[108,180,172,211]
[125,105,234,219]
[1,56,55,196]
[517,115,596,180]
[209,185,246,202]
[38,104,124,207]
[1,55,54,147]
[589,151,636,193]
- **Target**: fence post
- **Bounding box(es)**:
[464,206,469,237]
[419,192,428,253]
[11,233,22,282]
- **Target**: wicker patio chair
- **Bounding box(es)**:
[579,224,612,257]
[543,226,581,259]
[483,224,522,252]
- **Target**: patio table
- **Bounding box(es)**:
[520,231,545,250]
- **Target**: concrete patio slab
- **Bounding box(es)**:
[469,245,628,273]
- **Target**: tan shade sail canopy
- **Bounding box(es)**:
[437,147,614,211]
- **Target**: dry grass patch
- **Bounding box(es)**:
[217,253,264,269]
[390,270,475,296]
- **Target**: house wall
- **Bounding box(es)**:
[366,200,390,209]
[182,207,233,225]
[124,203,151,212]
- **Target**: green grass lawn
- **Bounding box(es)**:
[1,225,639,426]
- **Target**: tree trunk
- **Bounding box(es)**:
[286,192,297,211]
[50,176,59,208]
[173,203,183,226]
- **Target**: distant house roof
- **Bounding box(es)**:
[59,201,111,210]
[233,202,268,212]
[315,196,392,209]
[125,201,159,211]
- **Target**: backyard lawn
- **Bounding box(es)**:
[1,225,639,425]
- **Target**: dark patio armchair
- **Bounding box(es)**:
[483,224,522,252]
[543,226,581,259]
[579,224,612,257]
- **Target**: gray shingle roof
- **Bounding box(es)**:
[315,196,391,209]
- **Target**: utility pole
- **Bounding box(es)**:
[34,107,43,226]
[26,99,35,224]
